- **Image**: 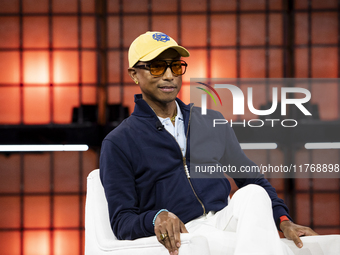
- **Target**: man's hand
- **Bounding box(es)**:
[280,221,318,248]
[154,211,188,255]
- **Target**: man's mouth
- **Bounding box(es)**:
[159,86,176,92]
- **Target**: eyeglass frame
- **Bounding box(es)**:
[133,60,188,77]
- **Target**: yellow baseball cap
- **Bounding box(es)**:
[128,31,190,68]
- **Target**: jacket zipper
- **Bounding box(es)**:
[150,104,206,215]
[182,156,206,215]
[161,105,206,216]
[184,105,206,215]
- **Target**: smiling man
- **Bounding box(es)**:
[99,31,318,255]
[129,48,184,122]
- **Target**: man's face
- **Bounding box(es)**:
[133,49,182,106]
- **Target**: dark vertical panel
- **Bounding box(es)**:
[96,0,108,125]
[19,0,23,125]
[307,0,314,230]
[119,0,125,121]
[49,0,53,124]
[78,151,84,255]
[308,150,314,229]
[236,0,241,78]
[19,2,24,253]
[50,151,54,255]
[148,0,152,30]
[78,0,83,124]
[177,0,182,45]
[283,0,294,78]
[20,153,24,255]
[207,0,211,79]
[307,0,312,78]
[283,0,296,220]
[265,0,269,80]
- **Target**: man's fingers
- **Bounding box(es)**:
[293,235,303,248]
[161,221,180,255]
[173,220,181,248]
[154,212,186,255]
[156,224,172,254]
[163,234,172,254]
[155,227,165,245]
[284,227,304,249]
[293,227,318,249]
[166,222,178,254]
[281,221,320,249]
[303,227,318,236]
[160,228,173,254]
[180,222,189,233]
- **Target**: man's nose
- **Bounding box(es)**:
[162,65,174,80]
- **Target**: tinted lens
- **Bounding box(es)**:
[150,61,167,76]
[171,60,185,75]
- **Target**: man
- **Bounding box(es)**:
[100,31,317,255]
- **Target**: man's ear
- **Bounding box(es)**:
[128,68,138,84]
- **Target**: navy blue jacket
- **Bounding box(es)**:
[100,94,291,240]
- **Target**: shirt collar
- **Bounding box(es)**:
[175,101,183,121]
[158,101,183,124]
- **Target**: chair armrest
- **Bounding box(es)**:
[97,233,199,251]
[94,233,211,255]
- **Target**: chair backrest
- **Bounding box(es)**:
[85,169,117,253]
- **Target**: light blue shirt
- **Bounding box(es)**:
[157,101,186,157]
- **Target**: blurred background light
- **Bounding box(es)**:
[0,144,89,152]
[240,143,278,150]
[305,142,340,150]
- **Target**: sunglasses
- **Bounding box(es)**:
[134,60,188,77]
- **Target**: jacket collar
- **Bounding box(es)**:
[132,94,192,121]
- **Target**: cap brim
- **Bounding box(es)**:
[139,46,190,63]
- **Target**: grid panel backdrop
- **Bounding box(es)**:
[0,0,339,254]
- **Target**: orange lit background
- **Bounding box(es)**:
[0,0,339,254]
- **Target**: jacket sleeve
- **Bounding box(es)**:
[219,117,292,229]
[99,138,158,240]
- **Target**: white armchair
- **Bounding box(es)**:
[84,169,211,255]
[85,169,340,255]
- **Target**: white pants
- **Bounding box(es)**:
[185,184,294,255]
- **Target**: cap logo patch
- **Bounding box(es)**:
[152,33,170,42]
